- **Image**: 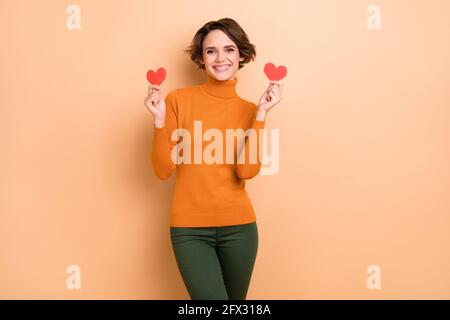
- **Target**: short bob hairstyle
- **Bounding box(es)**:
[184,18,256,70]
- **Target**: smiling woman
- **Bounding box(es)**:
[145,17,284,300]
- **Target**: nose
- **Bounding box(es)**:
[215,50,225,62]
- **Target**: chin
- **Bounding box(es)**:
[215,74,230,81]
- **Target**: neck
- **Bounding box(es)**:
[200,72,238,99]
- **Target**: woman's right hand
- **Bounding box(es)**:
[144,84,166,128]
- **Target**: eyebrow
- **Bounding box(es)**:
[204,45,237,51]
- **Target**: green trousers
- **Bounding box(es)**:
[170,221,258,300]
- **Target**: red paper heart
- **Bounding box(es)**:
[146,67,166,85]
[264,63,287,81]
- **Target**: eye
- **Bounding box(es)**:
[206,48,235,54]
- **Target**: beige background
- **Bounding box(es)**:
[1,0,449,299]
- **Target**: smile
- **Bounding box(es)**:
[213,65,231,72]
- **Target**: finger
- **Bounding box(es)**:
[266,92,276,102]
[272,83,283,97]
[270,89,278,99]
[147,92,154,103]
[268,91,276,102]
[148,85,157,95]
[272,89,280,101]
[271,84,279,94]
[149,105,159,115]
[268,82,277,94]
[269,85,280,98]
[145,95,153,106]
[148,84,160,95]
[157,89,163,101]
[148,89,160,102]
[270,80,282,87]
[145,97,155,111]
[270,83,282,96]
[273,82,282,90]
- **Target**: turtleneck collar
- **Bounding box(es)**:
[199,72,238,99]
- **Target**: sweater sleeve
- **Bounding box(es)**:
[151,91,179,180]
[236,114,266,180]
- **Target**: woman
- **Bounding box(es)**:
[144,18,283,300]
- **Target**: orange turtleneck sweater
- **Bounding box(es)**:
[151,73,266,227]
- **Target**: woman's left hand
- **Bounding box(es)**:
[257,81,284,116]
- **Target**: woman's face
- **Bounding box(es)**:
[200,29,244,81]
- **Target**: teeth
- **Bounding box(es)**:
[214,65,230,71]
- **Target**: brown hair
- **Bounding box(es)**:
[184,18,256,70]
